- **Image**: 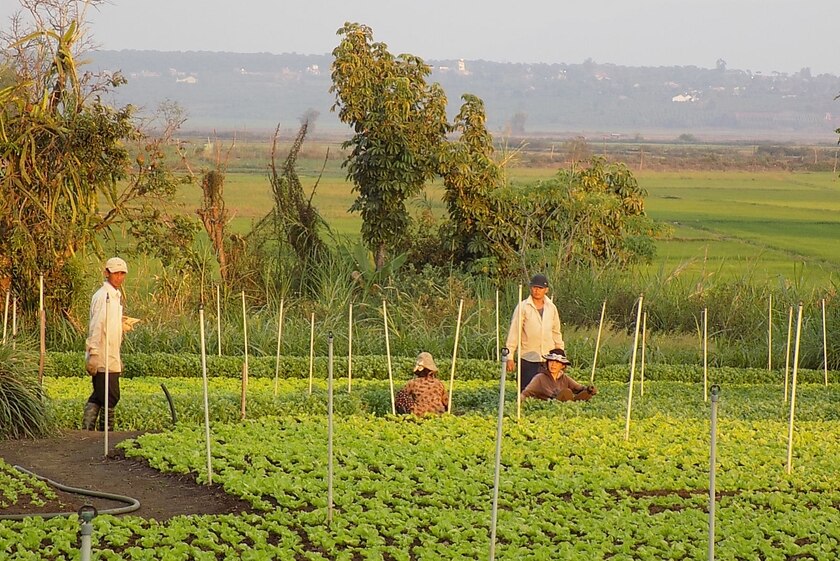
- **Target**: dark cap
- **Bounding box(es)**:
[529,274,549,288]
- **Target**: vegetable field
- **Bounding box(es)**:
[1,371,839,560]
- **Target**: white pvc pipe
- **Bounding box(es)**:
[347,303,354,393]
[199,306,213,485]
[708,384,720,561]
[447,299,465,413]
[103,293,110,456]
[488,348,509,561]
[327,333,334,524]
[703,308,709,403]
[786,303,804,474]
[241,291,249,420]
[767,294,773,371]
[308,312,315,395]
[383,301,395,415]
[624,295,644,441]
[516,284,523,419]
[640,311,647,396]
[216,285,222,356]
[590,300,606,385]
[495,289,500,361]
[273,298,285,397]
[784,306,793,402]
[822,298,828,386]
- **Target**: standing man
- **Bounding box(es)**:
[505,273,565,391]
[82,257,128,431]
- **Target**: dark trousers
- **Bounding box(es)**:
[87,372,121,408]
[518,360,542,391]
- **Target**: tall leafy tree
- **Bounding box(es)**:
[330,22,449,268]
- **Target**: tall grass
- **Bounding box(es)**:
[0,341,53,440]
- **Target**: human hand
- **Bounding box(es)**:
[506,358,515,372]
[122,316,141,333]
[587,385,598,395]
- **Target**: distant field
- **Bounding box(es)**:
[171,156,840,287]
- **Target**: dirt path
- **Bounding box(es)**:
[0,430,253,521]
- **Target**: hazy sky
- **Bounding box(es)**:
[2,0,837,75]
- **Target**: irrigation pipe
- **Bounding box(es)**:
[495,289,500,361]
[159,384,177,426]
[767,294,773,371]
[786,302,803,474]
[488,348,509,561]
[624,295,643,441]
[784,306,793,402]
[327,333,334,525]
[273,298,285,397]
[0,466,140,520]
[308,312,315,395]
[240,291,249,420]
[199,306,213,485]
[383,301,395,415]
[39,274,45,387]
[590,300,606,385]
[708,384,720,561]
[640,311,647,396]
[447,299,464,413]
[216,285,222,356]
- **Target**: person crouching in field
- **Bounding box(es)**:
[520,348,597,402]
[395,352,449,415]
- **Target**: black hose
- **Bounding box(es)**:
[160,383,177,426]
[0,466,141,520]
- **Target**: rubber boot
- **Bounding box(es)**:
[82,403,100,431]
[97,408,116,431]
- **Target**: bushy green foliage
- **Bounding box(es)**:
[0,343,52,439]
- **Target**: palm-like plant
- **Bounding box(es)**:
[0,341,52,440]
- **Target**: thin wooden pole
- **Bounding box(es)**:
[2,291,9,344]
[103,294,110,456]
[786,303,804,474]
[383,301,395,414]
[767,294,773,371]
[703,308,709,403]
[495,289,500,362]
[308,312,315,395]
[516,284,523,419]
[347,303,354,393]
[38,275,45,387]
[216,285,222,356]
[822,299,828,386]
[590,300,606,385]
[447,299,465,413]
[240,291,249,420]
[640,311,647,396]
[327,333,334,524]
[624,295,644,441]
[488,348,509,561]
[784,306,793,402]
[11,296,16,348]
[199,306,213,485]
[273,298,285,397]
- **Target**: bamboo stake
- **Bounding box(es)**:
[488,348,509,561]
[199,306,213,485]
[822,299,828,386]
[11,296,16,348]
[2,291,9,344]
[786,303,804,474]
[703,308,709,403]
[347,303,354,393]
[624,295,644,441]
[447,299,465,414]
[308,312,315,395]
[103,293,110,456]
[590,300,607,385]
[516,284,523,419]
[216,285,222,356]
[240,291,249,420]
[640,311,647,396]
[38,275,45,387]
[767,294,773,371]
[383,301,395,414]
[273,298,285,397]
[784,306,793,402]
[327,333,334,524]
[495,289,500,361]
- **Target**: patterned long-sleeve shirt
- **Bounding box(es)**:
[395,376,448,415]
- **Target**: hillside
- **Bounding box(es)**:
[89,50,840,141]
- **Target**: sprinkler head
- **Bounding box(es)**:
[78,504,97,523]
[710,384,721,398]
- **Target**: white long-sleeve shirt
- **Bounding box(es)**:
[85,281,124,373]
[505,295,565,363]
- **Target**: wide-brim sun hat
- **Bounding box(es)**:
[413,351,439,373]
[542,348,571,365]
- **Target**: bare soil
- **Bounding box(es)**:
[0,430,254,521]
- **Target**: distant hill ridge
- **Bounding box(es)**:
[89,50,840,141]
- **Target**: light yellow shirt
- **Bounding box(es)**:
[505,295,564,362]
[85,281,124,373]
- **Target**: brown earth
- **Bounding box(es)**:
[0,430,254,521]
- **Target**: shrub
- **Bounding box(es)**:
[0,342,53,440]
